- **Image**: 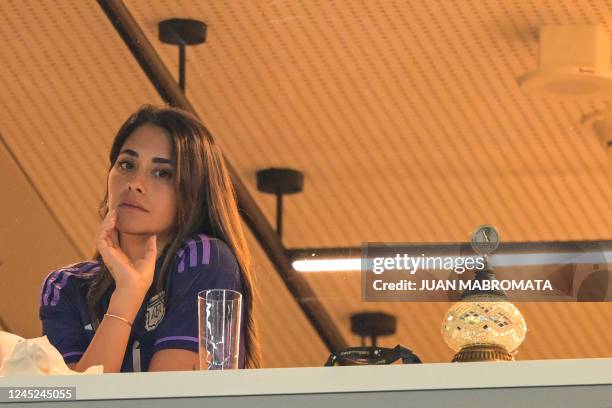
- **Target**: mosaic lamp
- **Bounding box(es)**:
[441,226,527,362]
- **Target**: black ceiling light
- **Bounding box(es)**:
[159,18,207,92]
[256,168,304,242]
[350,311,396,347]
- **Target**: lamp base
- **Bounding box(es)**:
[452,344,514,362]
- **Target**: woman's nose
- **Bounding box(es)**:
[127,176,146,194]
[128,183,144,194]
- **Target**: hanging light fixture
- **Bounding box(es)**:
[159,18,207,92]
[256,168,304,243]
[441,225,527,362]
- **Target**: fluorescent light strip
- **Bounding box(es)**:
[292,252,612,272]
[292,258,361,272]
[491,251,612,267]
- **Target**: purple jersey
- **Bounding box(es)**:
[39,234,246,372]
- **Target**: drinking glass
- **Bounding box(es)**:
[197,289,242,370]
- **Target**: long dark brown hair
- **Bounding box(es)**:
[86,104,261,368]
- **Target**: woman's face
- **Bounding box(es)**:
[107,124,177,237]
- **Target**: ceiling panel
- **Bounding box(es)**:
[0,136,80,338]
[0,0,162,257]
[126,0,611,249]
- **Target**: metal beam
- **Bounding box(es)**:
[96,0,347,352]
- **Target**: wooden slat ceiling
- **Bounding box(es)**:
[127,0,612,246]
[0,0,610,366]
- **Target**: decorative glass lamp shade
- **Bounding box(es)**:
[444,225,528,362]
[441,294,527,362]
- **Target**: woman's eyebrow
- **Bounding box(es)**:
[119,149,172,164]
[119,149,138,157]
[152,157,173,164]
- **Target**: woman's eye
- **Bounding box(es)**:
[118,161,134,171]
[154,169,173,179]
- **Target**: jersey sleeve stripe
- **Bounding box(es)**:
[177,238,198,273]
[154,335,198,346]
[62,351,84,358]
[49,268,99,306]
[43,266,100,306]
[177,247,185,273]
[188,239,198,268]
[199,234,211,265]
[177,235,212,273]
[41,262,100,306]
[42,267,80,306]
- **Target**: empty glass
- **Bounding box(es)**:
[197,289,242,370]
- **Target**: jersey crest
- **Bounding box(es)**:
[145,291,166,331]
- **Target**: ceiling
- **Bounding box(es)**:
[0,0,610,367]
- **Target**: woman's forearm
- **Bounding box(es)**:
[74,289,144,373]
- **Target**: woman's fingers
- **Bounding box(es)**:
[130,235,156,288]
[145,234,157,256]
[142,235,157,267]
[96,210,117,257]
[110,228,119,249]
[108,213,120,248]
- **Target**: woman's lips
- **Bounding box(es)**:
[119,204,148,212]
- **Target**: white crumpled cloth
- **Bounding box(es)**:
[0,331,102,376]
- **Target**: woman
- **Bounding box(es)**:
[39,104,260,372]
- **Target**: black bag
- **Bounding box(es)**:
[324,344,422,366]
